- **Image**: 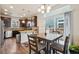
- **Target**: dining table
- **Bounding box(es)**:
[29,33,63,54]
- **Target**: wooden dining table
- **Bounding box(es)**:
[29,33,63,54]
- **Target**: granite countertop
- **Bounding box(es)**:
[4,27,34,33]
[4,27,26,31]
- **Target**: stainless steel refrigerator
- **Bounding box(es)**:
[0,19,4,48]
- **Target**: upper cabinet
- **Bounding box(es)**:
[19,16,37,29]
[1,16,11,27]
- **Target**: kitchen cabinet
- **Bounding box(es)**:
[5,31,12,38]
[19,16,37,29]
[1,16,11,27]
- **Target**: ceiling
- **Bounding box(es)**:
[0,4,56,17]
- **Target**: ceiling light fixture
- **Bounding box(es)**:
[47,6,51,10]
[38,8,41,12]
[38,4,51,14]
[47,9,50,13]
[4,9,8,11]
[41,5,45,9]
[22,20,25,23]
[41,11,45,14]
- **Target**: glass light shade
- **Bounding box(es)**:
[47,6,51,10]
[4,9,8,11]
[47,9,50,13]
[38,8,41,12]
[38,4,51,14]
[41,5,45,9]
[41,11,45,14]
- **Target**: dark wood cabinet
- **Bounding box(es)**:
[20,20,27,27]
[12,31,20,37]
[19,16,37,29]
[1,16,11,27]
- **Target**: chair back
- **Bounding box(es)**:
[63,36,69,53]
[28,35,38,53]
[32,27,39,34]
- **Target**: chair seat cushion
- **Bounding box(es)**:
[51,42,64,52]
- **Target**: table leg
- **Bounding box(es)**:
[47,42,51,54]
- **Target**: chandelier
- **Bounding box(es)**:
[38,4,52,14]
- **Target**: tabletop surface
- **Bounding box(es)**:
[30,33,63,41]
[37,33,63,41]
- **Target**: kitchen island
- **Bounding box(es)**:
[4,27,34,43]
[19,30,33,43]
[4,27,26,38]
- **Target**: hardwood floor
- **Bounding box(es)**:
[0,37,47,54]
[0,38,29,54]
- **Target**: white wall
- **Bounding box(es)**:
[71,5,79,45]
[37,14,45,33]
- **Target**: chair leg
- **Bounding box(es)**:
[50,47,52,54]
[43,47,47,54]
[29,49,31,54]
[53,49,55,54]
[35,51,40,54]
[64,50,68,54]
[45,48,47,54]
[38,51,40,54]
[29,46,31,54]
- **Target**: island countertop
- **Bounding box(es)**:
[4,27,27,31]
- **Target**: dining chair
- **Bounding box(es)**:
[28,35,47,54]
[50,36,69,54]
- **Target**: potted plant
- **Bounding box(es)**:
[69,44,79,54]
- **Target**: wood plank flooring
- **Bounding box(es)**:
[0,38,29,54]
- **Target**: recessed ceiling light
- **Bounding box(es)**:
[22,20,25,23]
[41,5,45,9]
[4,9,8,11]
[10,6,14,9]
[4,12,8,15]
